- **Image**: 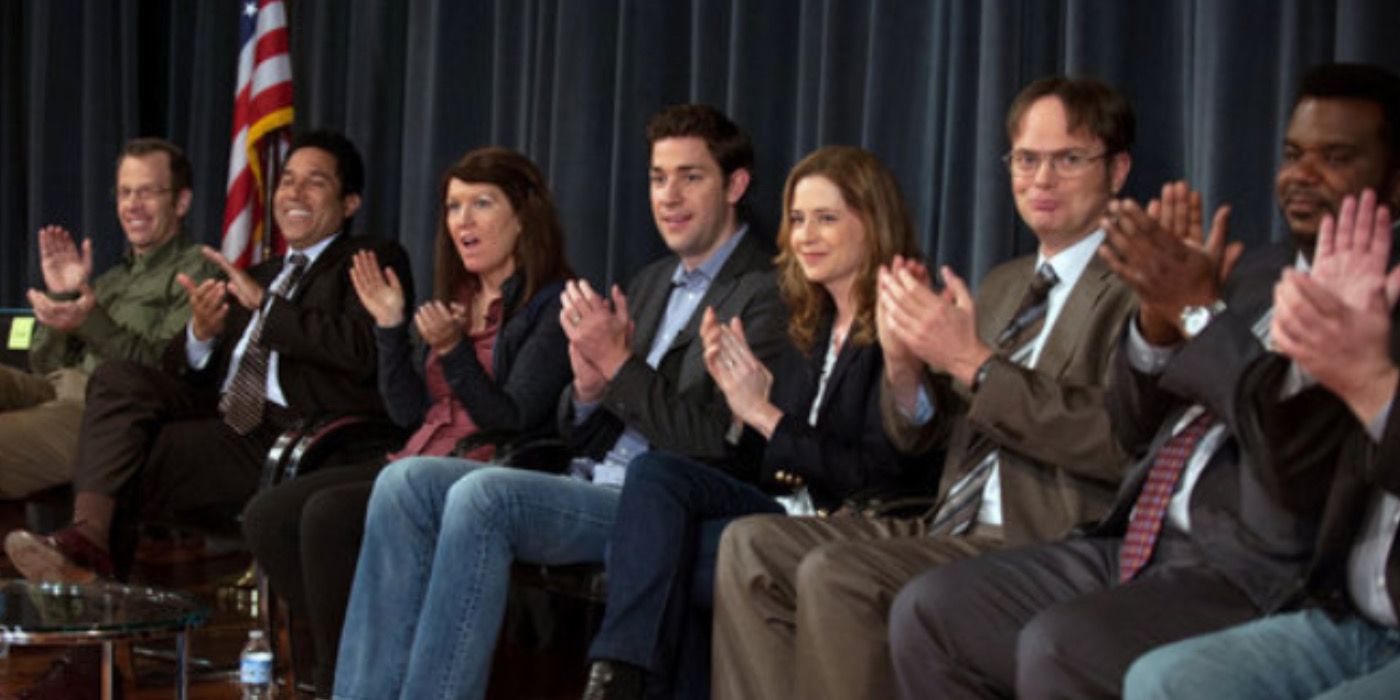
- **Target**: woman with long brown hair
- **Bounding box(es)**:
[581,145,941,698]
[241,147,572,697]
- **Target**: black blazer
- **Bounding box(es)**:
[1233,298,1400,615]
[376,274,569,439]
[164,233,414,421]
[763,320,941,512]
[1091,242,1319,612]
[559,230,788,483]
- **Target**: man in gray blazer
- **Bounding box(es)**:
[711,75,1138,700]
[887,62,1400,700]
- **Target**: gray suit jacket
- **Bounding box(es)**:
[560,230,787,482]
[1092,242,1318,611]
[883,252,1137,547]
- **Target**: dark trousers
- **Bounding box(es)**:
[888,532,1262,700]
[242,460,382,696]
[73,360,278,575]
[588,451,783,700]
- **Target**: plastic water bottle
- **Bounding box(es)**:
[239,628,275,699]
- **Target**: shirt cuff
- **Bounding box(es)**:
[572,398,600,425]
[185,323,215,370]
[1278,360,1318,400]
[1366,399,1393,443]
[1125,317,1179,374]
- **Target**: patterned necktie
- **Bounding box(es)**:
[996,262,1060,361]
[221,253,309,435]
[926,264,1059,537]
[1117,410,1216,582]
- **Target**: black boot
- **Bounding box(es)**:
[581,659,645,700]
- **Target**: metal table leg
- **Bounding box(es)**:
[101,641,115,700]
[175,631,189,700]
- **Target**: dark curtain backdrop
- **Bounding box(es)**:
[3,0,1398,308]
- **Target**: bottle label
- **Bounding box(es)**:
[240,651,273,684]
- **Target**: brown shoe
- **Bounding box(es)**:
[4,526,114,583]
[12,646,103,700]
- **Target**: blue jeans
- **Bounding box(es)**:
[333,456,620,700]
[587,451,784,699]
[1124,608,1400,700]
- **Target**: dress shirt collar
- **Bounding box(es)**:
[671,224,749,288]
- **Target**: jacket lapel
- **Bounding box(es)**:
[667,232,767,352]
[628,265,674,356]
[976,256,1035,346]
[1034,254,1114,377]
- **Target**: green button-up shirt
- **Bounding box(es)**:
[29,233,221,374]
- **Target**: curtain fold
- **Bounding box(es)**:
[2,0,1397,307]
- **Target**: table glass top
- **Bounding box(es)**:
[0,579,209,639]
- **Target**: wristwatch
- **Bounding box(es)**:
[1179,300,1227,339]
[970,356,995,392]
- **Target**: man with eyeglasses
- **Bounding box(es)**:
[712,75,1138,700]
[885,63,1400,700]
[0,138,219,499]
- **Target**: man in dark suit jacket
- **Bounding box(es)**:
[711,76,1137,700]
[1119,72,1400,700]
[5,130,412,585]
[328,104,787,700]
[887,63,1400,700]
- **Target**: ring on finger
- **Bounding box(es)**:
[570,311,583,325]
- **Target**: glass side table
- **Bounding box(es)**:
[0,579,210,700]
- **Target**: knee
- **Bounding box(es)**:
[1121,643,1199,700]
[716,515,779,579]
[888,567,959,653]
[302,489,367,552]
[623,452,685,492]
[794,541,854,601]
[1016,605,1080,679]
[443,466,517,523]
[367,456,443,513]
[86,360,157,403]
[242,487,298,557]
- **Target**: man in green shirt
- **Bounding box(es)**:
[0,138,219,498]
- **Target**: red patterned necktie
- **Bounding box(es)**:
[1118,410,1216,582]
[220,253,309,435]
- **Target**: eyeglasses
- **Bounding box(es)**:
[1002,149,1109,178]
[112,186,172,202]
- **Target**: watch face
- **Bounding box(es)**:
[1183,312,1205,335]
[1181,305,1213,337]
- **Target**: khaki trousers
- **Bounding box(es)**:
[0,366,87,498]
[712,513,1004,700]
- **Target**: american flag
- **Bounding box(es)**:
[221,0,294,268]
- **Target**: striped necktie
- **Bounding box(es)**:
[926,263,1059,537]
[220,253,309,435]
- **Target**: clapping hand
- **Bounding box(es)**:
[878,263,990,387]
[702,307,780,437]
[26,284,96,331]
[36,225,93,294]
[1099,181,1241,343]
[415,301,467,356]
[560,279,634,380]
[200,246,267,310]
[175,273,230,341]
[349,250,407,328]
[1271,189,1399,422]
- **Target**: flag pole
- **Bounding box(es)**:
[261,136,279,261]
